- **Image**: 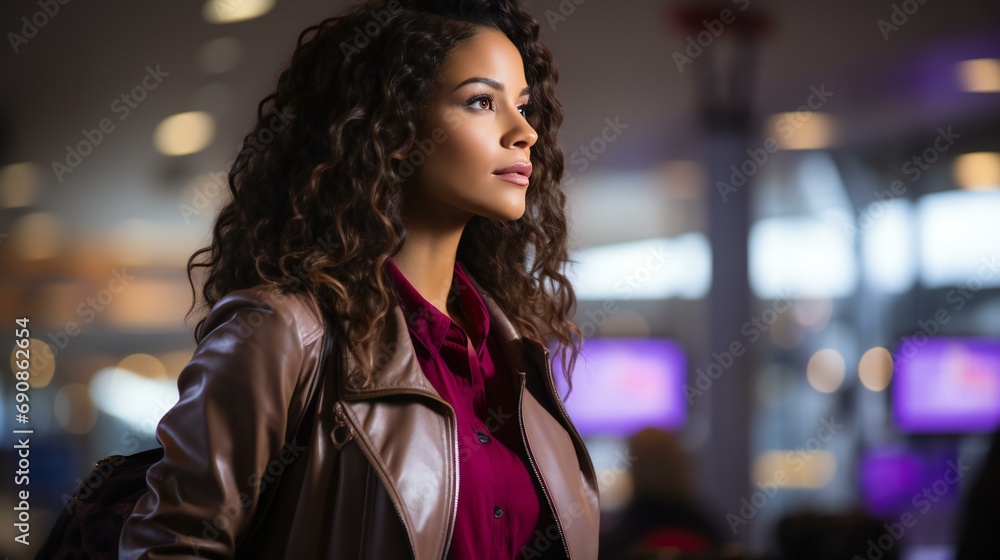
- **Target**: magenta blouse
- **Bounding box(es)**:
[385,257,550,559]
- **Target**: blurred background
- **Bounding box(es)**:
[2,0,1000,558]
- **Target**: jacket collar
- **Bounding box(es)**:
[340,265,548,401]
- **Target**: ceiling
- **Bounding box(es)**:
[1,0,998,261]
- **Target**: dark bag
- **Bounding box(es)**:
[35,315,336,559]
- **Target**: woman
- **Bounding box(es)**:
[118,0,599,558]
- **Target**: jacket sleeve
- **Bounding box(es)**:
[118,288,321,559]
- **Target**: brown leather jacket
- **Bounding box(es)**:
[118,271,600,559]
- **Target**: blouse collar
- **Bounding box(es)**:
[385,257,491,356]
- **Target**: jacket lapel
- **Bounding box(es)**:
[466,272,601,558]
[334,266,599,560]
[336,303,455,560]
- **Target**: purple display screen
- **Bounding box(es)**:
[550,338,686,437]
[858,446,959,517]
[893,337,1000,433]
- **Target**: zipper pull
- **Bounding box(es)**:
[332,401,355,450]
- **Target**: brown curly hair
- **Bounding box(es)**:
[185,0,583,396]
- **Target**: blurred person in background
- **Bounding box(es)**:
[953,425,1000,560]
[599,427,728,559]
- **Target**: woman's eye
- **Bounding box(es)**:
[466,94,532,117]
[467,94,495,111]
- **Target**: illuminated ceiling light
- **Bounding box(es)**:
[953,152,1000,190]
[765,112,835,150]
[858,347,893,392]
[917,190,1000,288]
[806,348,846,393]
[749,217,857,299]
[957,58,1000,93]
[11,212,62,260]
[568,234,712,300]
[0,162,42,208]
[154,111,216,156]
[203,0,275,24]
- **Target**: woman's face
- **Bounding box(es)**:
[398,28,538,225]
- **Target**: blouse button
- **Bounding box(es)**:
[477,431,492,444]
[494,506,503,518]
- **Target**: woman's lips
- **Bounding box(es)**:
[492,172,530,186]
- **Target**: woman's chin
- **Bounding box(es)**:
[483,204,526,222]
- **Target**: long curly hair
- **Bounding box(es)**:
[185,0,583,396]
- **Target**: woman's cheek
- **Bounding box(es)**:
[442,108,466,133]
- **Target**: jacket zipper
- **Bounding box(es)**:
[517,373,572,559]
[358,459,376,557]
[541,349,597,485]
[334,389,459,560]
[331,401,355,449]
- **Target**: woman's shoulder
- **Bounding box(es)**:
[196,283,325,348]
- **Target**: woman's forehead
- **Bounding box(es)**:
[438,29,527,87]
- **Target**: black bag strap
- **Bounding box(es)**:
[234,312,337,556]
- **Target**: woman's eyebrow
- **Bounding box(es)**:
[452,76,530,96]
